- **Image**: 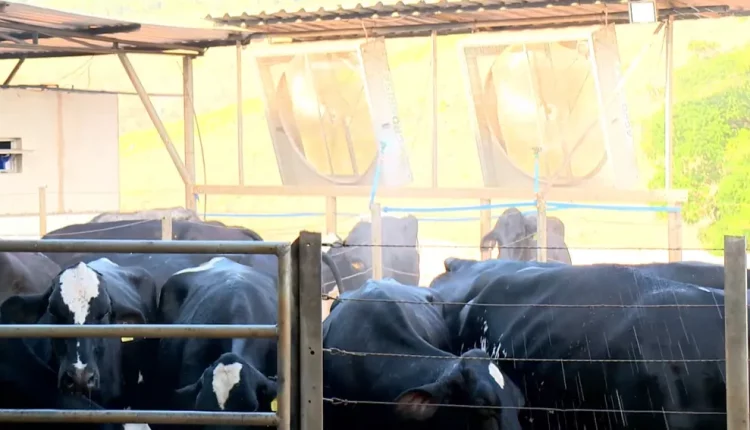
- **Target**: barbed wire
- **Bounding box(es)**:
[323,242,746,252]
[322,347,725,364]
[323,397,727,415]
[319,294,727,308]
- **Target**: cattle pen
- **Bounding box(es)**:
[1,0,750,429]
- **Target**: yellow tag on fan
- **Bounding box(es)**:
[121,337,134,343]
[271,398,278,412]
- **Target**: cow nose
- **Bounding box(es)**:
[60,366,98,391]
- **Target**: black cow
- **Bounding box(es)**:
[323,279,524,430]
[322,215,420,294]
[42,220,343,293]
[0,258,159,410]
[480,208,572,264]
[0,251,61,305]
[0,336,139,429]
[628,260,750,290]
[152,257,277,429]
[451,261,728,429]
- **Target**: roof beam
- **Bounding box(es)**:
[0,18,141,41]
[2,58,24,86]
[0,41,201,56]
[0,18,205,54]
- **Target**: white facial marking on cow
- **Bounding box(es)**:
[123,424,151,430]
[173,257,225,276]
[97,258,119,266]
[488,363,505,389]
[212,362,243,411]
[138,372,144,384]
[697,286,711,293]
[59,262,100,325]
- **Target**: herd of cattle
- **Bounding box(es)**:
[0,207,748,430]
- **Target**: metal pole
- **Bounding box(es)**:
[0,324,277,338]
[276,245,293,430]
[325,196,337,237]
[236,40,246,185]
[430,30,439,188]
[724,235,749,430]
[664,16,674,190]
[371,203,383,280]
[479,199,492,261]
[0,409,278,426]
[0,239,286,255]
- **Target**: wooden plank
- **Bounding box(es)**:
[536,194,547,262]
[371,203,383,280]
[161,214,173,241]
[667,203,683,262]
[297,231,323,430]
[194,184,689,204]
[325,196,337,236]
[56,92,65,212]
[479,198,492,261]
[38,186,47,236]
[724,235,749,430]
[183,56,197,212]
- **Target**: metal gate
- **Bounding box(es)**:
[0,232,325,430]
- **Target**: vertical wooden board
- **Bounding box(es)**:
[297,232,323,430]
[724,236,749,430]
[370,203,383,280]
[480,199,492,260]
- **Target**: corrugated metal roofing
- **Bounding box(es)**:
[208,0,747,41]
[0,1,247,59]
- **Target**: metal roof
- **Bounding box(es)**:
[208,0,748,41]
[0,1,247,59]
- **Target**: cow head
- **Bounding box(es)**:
[174,352,277,430]
[0,261,147,404]
[324,215,420,292]
[393,349,523,430]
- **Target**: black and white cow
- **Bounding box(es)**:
[0,258,159,410]
[0,251,61,305]
[323,279,523,430]
[322,215,420,294]
[480,208,572,264]
[450,261,728,429]
[628,260,750,290]
[151,257,278,429]
[41,219,343,293]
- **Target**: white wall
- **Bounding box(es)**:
[0,88,119,215]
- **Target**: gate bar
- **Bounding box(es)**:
[0,324,277,338]
[0,409,278,426]
[276,246,293,430]
[0,239,286,255]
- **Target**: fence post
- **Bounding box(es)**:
[371,203,383,280]
[536,193,548,262]
[325,196,337,238]
[38,186,47,237]
[479,198,491,261]
[161,214,173,240]
[297,231,323,430]
[724,235,748,430]
[667,203,683,262]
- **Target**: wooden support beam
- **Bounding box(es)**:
[56,92,65,212]
[664,16,675,190]
[183,56,196,212]
[2,58,24,86]
[236,41,245,185]
[118,53,192,187]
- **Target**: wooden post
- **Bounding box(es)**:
[371,203,383,280]
[480,199,492,260]
[236,41,245,186]
[296,232,323,430]
[183,56,197,212]
[325,196,337,237]
[536,193,548,262]
[56,92,65,212]
[161,214,173,241]
[667,202,683,262]
[430,30,439,188]
[38,186,47,237]
[724,235,748,430]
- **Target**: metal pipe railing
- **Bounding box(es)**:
[0,238,294,427]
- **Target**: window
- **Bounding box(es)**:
[0,139,23,174]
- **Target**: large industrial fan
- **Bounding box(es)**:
[253,39,413,187]
[460,24,639,189]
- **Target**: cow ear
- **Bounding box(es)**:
[158,280,191,324]
[394,387,440,421]
[174,380,202,409]
[0,289,52,324]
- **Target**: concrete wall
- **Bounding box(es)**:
[0,89,120,215]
